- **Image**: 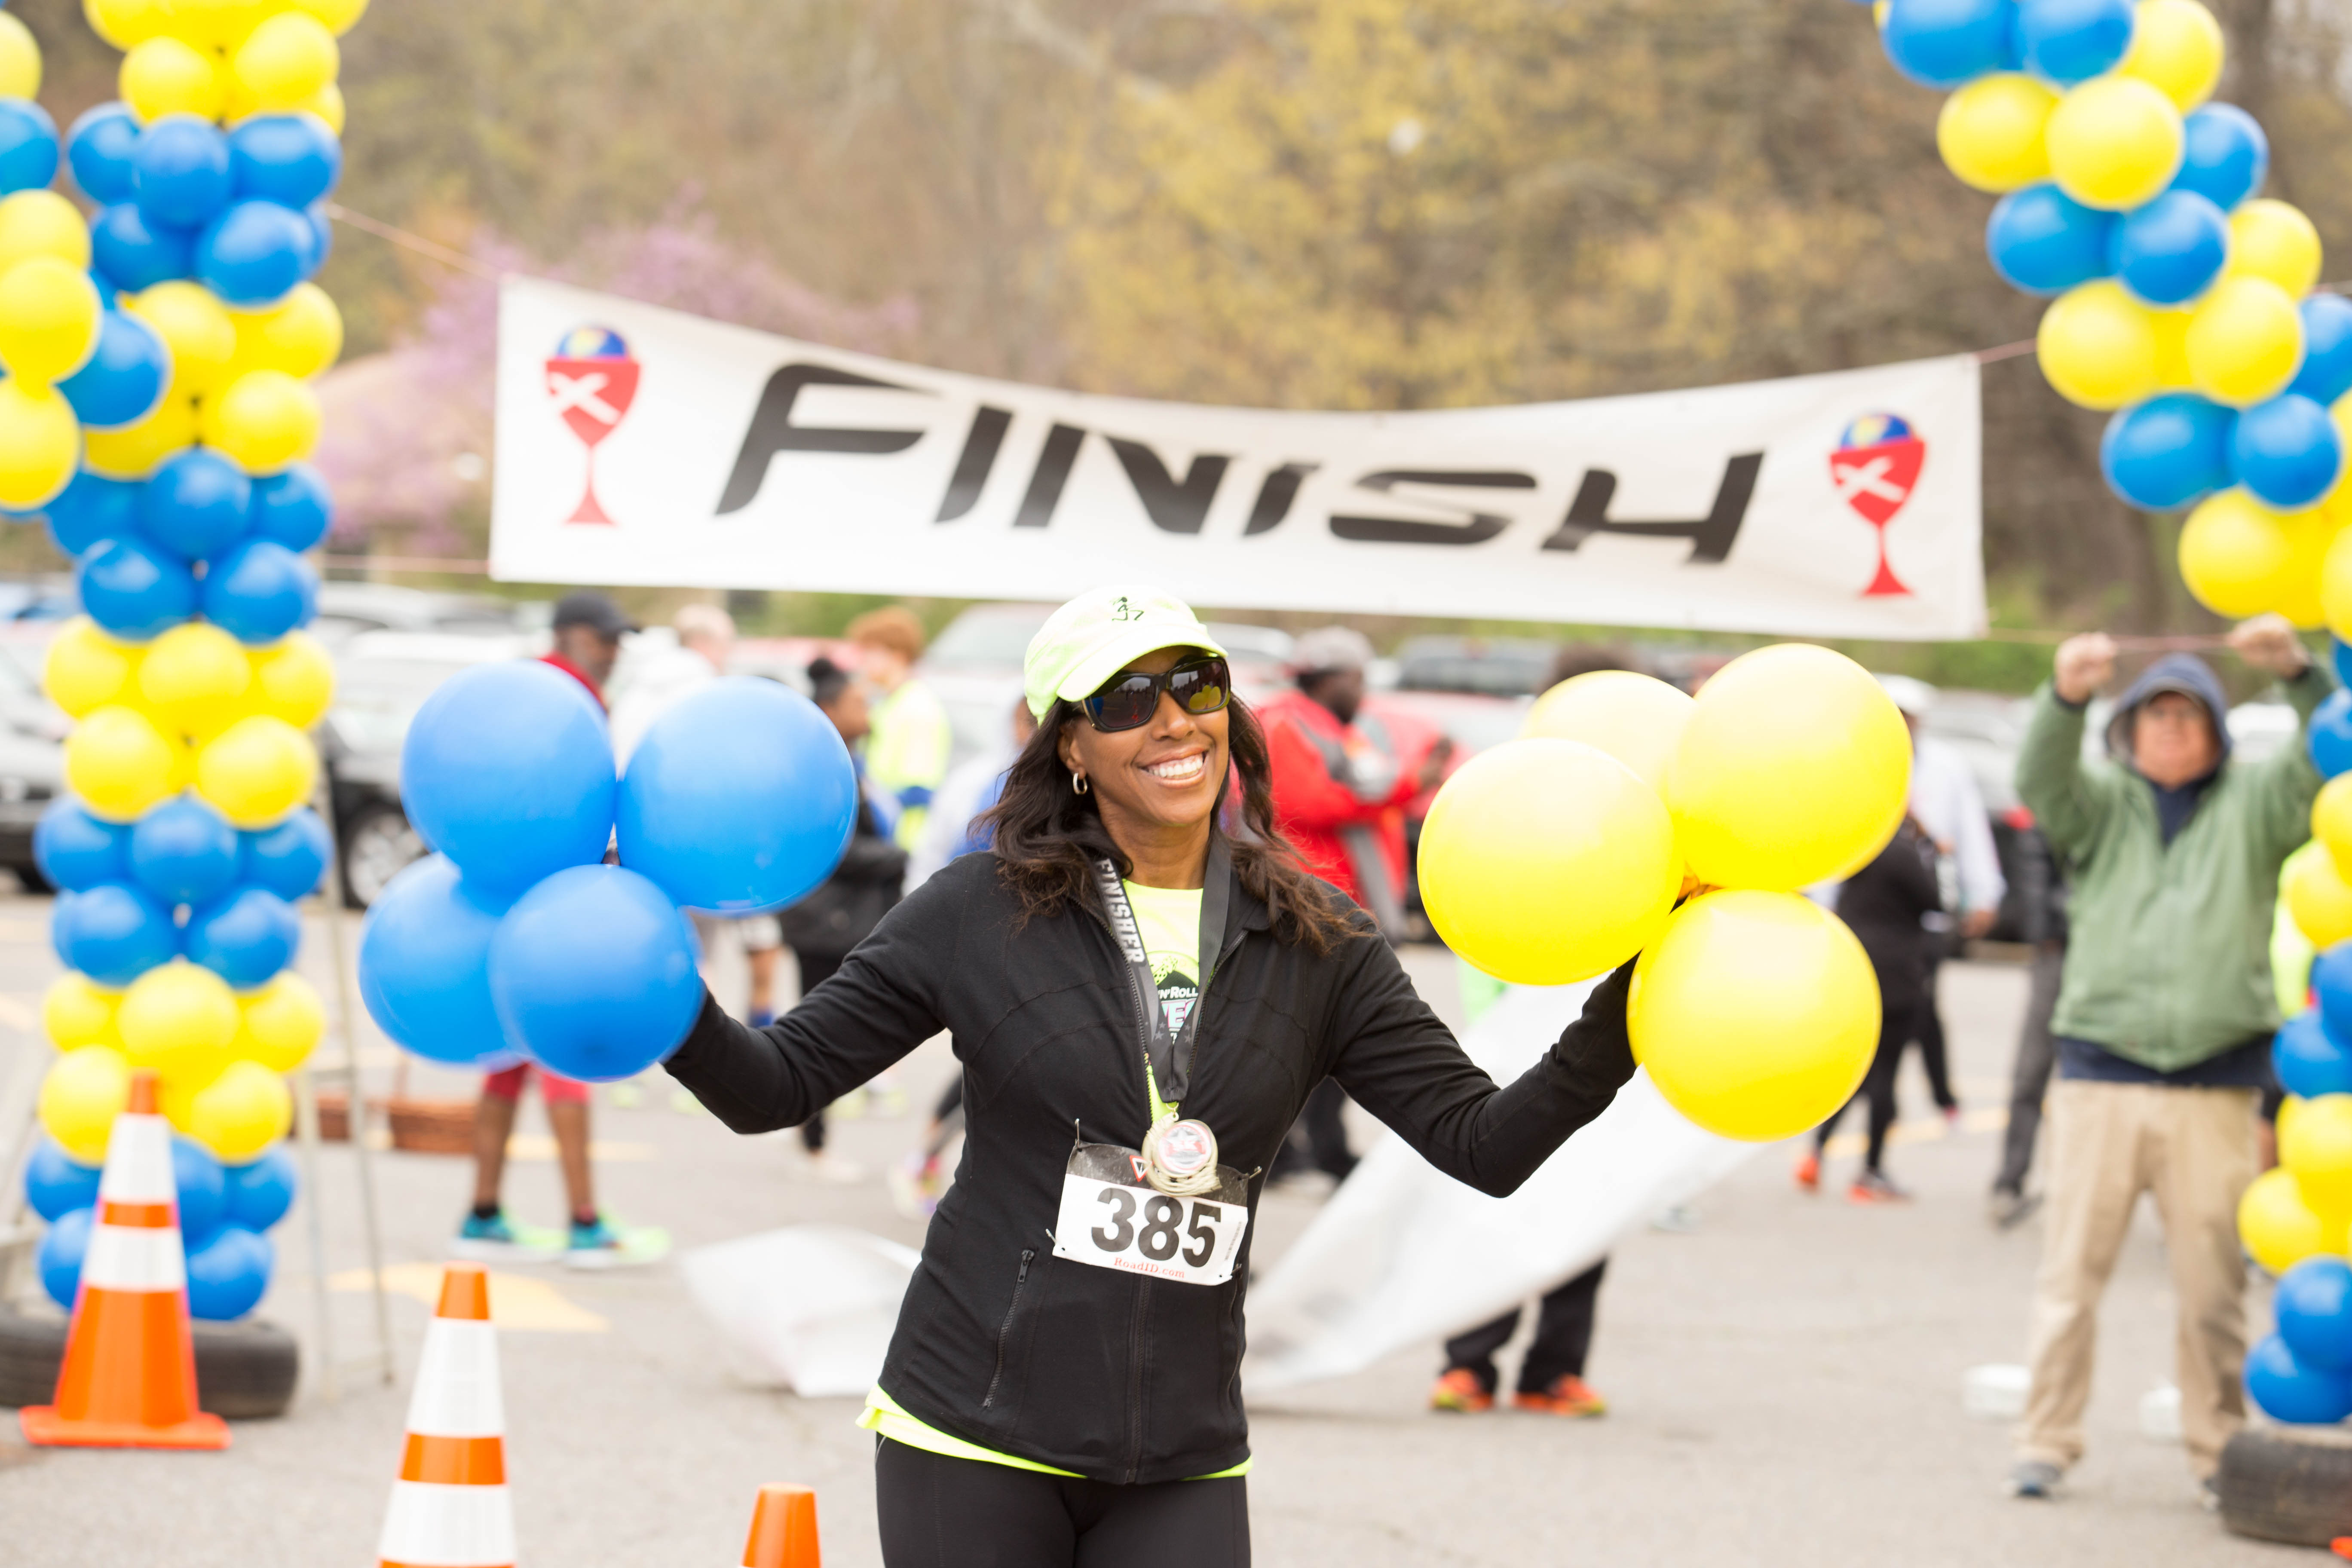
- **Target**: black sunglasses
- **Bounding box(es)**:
[1082,653,1232,733]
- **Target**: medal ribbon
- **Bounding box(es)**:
[1093,831,1231,1110]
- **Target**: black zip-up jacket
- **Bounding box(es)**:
[664,849,1637,1484]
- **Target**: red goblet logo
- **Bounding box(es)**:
[1829,413,1926,598]
[545,326,640,525]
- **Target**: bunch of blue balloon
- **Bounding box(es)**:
[1875,0,2348,627]
[358,669,862,1085]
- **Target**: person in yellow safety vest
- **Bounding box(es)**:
[848,606,953,852]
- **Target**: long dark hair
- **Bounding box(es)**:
[976,694,1353,953]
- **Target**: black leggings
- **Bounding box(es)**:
[876,1438,1249,1568]
[791,949,843,1152]
[1443,1258,1606,1394]
[1813,1001,1917,1173]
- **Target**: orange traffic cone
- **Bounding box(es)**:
[20,1070,229,1451]
[742,1483,820,1568]
[377,1264,514,1568]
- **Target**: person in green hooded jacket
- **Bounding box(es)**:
[2007,613,2327,1504]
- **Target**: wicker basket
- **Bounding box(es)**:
[306,1091,475,1154]
[314,1089,350,1142]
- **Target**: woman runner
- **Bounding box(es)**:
[663,586,1640,1567]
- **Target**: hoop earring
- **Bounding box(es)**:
[1072,771,1090,796]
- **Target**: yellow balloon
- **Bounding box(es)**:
[232,12,338,112]
[0,190,91,274]
[2178,489,2296,617]
[2239,1164,2345,1274]
[2287,839,2352,949]
[183,1059,291,1163]
[300,81,344,135]
[65,704,184,823]
[0,12,40,100]
[2150,305,2194,389]
[1520,670,1694,793]
[2226,199,2324,299]
[138,620,255,741]
[248,630,335,728]
[2283,1092,2352,1210]
[120,35,227,123]
[230,282,342,379]
[117,960,241,1088]
[39,1046,132,1166]
[128,280,235,398]
[2186,276,2304,408]
[2275,507,2337,631]
[234,971,324,1074]
[0,381,81,511]
[1418,738,1680,985]
[1936,73,2057,193]
[2321,777,2352,878]
[0,257,103,386]
[81,392,197,479]
[84,0,175,50]
[200,369,321,473]
[44,973,123,1052]
[289,0,368,34]
[43,617,145,717]
[2046,75,2185,212]
[195,714,318,827]
[155,1059,215,1133]
[169,0,269,49]
[1629,891,1880,1142]
[1667,643,1911,892]
[2117,0,2224,112]
[2037,280,2161,410]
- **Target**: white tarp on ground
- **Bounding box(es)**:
[678,1224,918,1396]
[493,276,1985,639]
[1244,981,1758,1390]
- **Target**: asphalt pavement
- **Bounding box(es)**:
[0,890,2310,1566]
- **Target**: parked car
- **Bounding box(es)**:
[310,582,539,647]
[0,622,71,888]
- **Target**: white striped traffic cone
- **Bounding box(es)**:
[20,1070,229,1450]
[377,1262,514,1568]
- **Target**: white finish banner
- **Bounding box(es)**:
[493,277,1985,639]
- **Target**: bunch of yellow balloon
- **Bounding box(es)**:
[1418,646,1910,1142]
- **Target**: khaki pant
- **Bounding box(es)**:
[2018,1079,2258,1479]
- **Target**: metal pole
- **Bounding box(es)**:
[290,1060,338,1402]
[316,781,395,1386]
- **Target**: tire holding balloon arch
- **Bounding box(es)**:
[0,0,363,1323]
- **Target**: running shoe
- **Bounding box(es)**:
[1849,1171,1913,1204]
[1513,1375,1608,1418]
[1428,1368,1494,1413]
[563,1214,670,1271]
[2007,1459,2061,1499]
[1792,1150,1821,1194]
[1988,1188,2042,1230]
[452,1210,556,1263]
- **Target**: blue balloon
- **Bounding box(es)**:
[66,102,138,205]
[240,808,330,900]
[172,1133,226,1247]
[90,201,194,294]
[41,468,141,557]
[2172,103,2268,212]
[132,113,232,231]
[1880,0,2015,87]
[2279,1257,2352,1372]
[38,1206,92,1311]
[77,534,199,640]
[24,1139,101,1222]
[2248,1332,2352,1424]
[489,864,704,1083]
[401,662,616,897]
[1987,184,2117,296]
[186,885,299,988]
[2291,294,2352,408]
[221,1145,296,1231]
[200,538,316,645]
[2016,0,2133,83]
[35,799,132,892]
[248,465,331,552]
[140,447,252,562]
[194,199,312,307]
[52,882,179,985]
[2274,1010,2352,1099]
[2316,935,2352,1042]
[2336,637,2352,692]
[0,97,58,195]
[58,309,169,432]
[303,202,331,270]
[129,794,241,906]
[2100,394,2236,510]
[228,113,340,208]
[617,677,857,913]
[186,1225,271,1321]
[2232,394,2344,511]
[2110,190,2228,307]
[357,854,516,1066]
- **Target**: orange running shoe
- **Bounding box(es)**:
[1848,1170,1913,1204]
[1429,1368,1494,1413]
[1513,1374,1608,1418]
[1792,1150,1821,1194]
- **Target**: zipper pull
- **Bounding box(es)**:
[1017,1249,1034,1283]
